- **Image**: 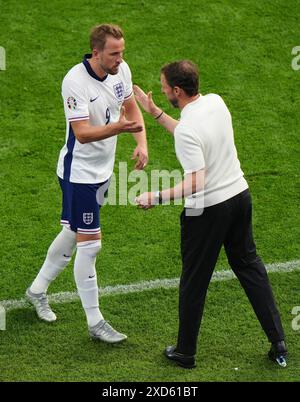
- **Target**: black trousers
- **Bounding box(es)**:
[177,189,285,355]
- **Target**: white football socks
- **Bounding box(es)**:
[30,226,77,294]
[74,240,103,327]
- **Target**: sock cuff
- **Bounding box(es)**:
[77,285,99,292]
[77,240,101,249]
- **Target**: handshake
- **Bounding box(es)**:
[135,191,162,210]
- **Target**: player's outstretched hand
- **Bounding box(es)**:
[133,85,161,117]
[117,106,143,133]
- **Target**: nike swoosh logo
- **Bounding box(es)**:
[63,254,71,258]
[88,275,95,278]
[90,96,99,102]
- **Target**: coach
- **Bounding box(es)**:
[134,60,287,369]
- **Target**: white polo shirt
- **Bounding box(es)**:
[57,55,133,183]
[174,94,248,208]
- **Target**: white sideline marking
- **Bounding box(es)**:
[1,260,299,312]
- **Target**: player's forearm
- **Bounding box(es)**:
[127,105,147,147]
[73,122,121,144]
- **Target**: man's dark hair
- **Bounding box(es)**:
[161,60,199,96]
[90,24,124,51]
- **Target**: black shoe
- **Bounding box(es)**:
[164,345,196,369]
[268,341,287,367]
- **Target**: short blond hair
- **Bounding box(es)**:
[90,24,124,51]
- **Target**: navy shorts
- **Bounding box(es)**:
[58,177,110,235]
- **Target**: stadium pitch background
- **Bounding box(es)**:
[0,0,299,382]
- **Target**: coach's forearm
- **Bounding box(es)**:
[152,109,179,135]
[160,171,204,202]
[160,179,187,202]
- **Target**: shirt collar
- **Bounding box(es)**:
[82,54,108,82]
[180,95,202,117]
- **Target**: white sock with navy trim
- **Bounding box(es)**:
[30,226,76,294]
[74,240,103,327]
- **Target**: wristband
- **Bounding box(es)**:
[154,191,163,205]
[155,111,164,120]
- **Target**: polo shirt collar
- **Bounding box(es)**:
[181,95,202,116]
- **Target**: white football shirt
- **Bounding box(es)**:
[57,54,133,183]
[174,94,248,208]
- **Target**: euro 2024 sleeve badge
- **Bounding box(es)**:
[67,96,77,110]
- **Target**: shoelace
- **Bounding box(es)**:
[101,322,115,334]
[38,295,52,313]
[96,321,118,336]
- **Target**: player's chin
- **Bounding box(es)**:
[109,66,120,75]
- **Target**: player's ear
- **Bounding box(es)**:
[92,48,101,59]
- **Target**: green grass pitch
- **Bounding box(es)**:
[0,0,299,382]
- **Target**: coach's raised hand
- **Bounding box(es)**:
[133,85,162,117]
[134,85,179,135]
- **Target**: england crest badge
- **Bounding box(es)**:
[83,212,93,225]
[113,82,124,100]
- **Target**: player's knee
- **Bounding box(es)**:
[47,245,72,265]
[47,227,76,263]
[77,240,102,258]
[90,240,102,257]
